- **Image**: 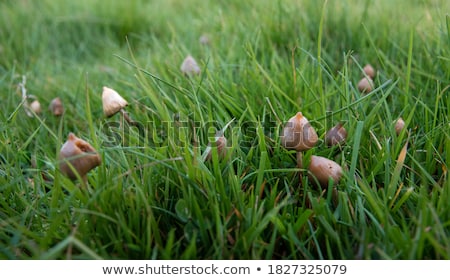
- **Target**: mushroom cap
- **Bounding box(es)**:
[30,100,42,114]
[59,133,101,180]
[102,86,128,117]
[49,97,64,116]
[205,134,227,161]
[395,117,405,136]
[199,34,210,45]
[363,64,376,79]
[180,55,201,76]
[281,112,318,151]
[357,77,374,93]
[298,155,343,188]
[325,122,347,147]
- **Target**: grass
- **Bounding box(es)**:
[0,0,449,260]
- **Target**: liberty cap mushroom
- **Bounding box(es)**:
[394,117,405,136]
[203,119,234,162]
[102,86,136,125]
[357,77,374,93]
[59,132,101,182]
[205,132,228,161]
[30,100,42,114]
[325,122,347,147]
[180,55,201,76]
[363,64,376,79]
[281,112,318,151]
[199,34,210,45]
[297,154,343,188]
[49,97,64,116]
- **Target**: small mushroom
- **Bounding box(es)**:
[199,34,210,45]
[363,64,376,79]
[59,132,101,182]
[357,77,374,93]
[102,86,136,125]
[297,154,343,188]
[49,97,64,116]
[281,112,318,151]
[30,100,42,114]
[205,133,227,161]
[202,119,234,162]
[180,55,201,76]
[325,122,347,147]
[394,117,405,136]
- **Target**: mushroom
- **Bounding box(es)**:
[394,117,405,136]
[357,77,374,93]
[203,119,234,162]
[59,132,101,182]
[325,122,347,147]
[30,100,42,114]
[280,112,318,151]
[49,97,64,116]
[297,154,343,188]
[180,55,201,76]
[102,86,136,125]
[199,34,210,45]
[205,133,228,161]
[363,64,376,79]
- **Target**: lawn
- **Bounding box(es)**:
[0,0,449,259]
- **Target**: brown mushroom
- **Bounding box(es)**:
[297,154,343,188]
[203,119,234,162]
[281,112,318,151]
[325,122,347,147]
[205,133,227,161]
[59,133,101,182]
[357,77,374,93]
[363,64,376,79]
[49,97,64,116]
[102,86,136,125]
[395,117,405,136]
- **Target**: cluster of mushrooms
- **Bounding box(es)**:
[277,63,406,188]
[357,64,405,136]
[19,76,65,117]
[55,37,210,183]
[55,52,205,183]
[281,112,344,188]
[47,55,406,188]
[57,86,135,184]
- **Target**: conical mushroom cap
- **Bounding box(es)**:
[281,112,318,151]
[357,77,374,93]
[363,64,376,79]
[325,122,347,147]
[180,55,201,76]
[102,86,128,117]
[205,134,228,161]
[49,97,64,116]
[395,117,405,136]
[59,133,102,180]
[30,100,42,114]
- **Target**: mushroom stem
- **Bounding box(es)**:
[296,151,306,187]
[81,175,88,188]
[120,108,137,126]
[296,152,303,168]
